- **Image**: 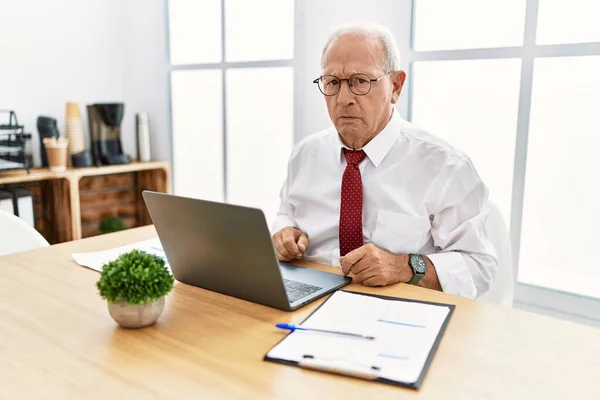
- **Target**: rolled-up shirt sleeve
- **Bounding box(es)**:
[426,158,498,299]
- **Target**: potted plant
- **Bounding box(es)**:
[99,216,126,234]
[96,249,174,328]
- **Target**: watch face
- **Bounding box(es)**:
[411,254,426,274]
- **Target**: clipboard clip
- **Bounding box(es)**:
[299,355,381,381]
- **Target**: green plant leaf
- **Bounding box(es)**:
[99,217,126,234]
[96,249,174,305]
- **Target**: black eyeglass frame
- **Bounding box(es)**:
[312,73,390,96]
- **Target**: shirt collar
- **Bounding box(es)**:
[335,110,401,168]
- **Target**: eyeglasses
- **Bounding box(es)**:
[313,73,389,96]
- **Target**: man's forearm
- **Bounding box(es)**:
[418,256,442,291]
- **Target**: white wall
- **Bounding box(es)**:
[122,0,170,164]
[0,0,170,166]
[294,0,412,141]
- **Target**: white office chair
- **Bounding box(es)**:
[0,209,49,256]
[478,201,515,307]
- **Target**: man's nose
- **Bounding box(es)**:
[336,81,355,106]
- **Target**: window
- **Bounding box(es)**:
[171,69,223,202]
[168,0,294,226]
[412,0,526,51]
[168,0,221,64]
[408,0,600,309]
[224,0,294,62]
[226,67,294,224]
[536,0,600,45]
[518,55,600,298]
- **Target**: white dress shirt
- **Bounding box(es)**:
[273,111,498,298]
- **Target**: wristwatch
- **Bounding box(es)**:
[408,254,426,285]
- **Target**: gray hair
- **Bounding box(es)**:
[320,23,401,73]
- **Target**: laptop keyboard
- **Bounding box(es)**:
[283,279,322,303]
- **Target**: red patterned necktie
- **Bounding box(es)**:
[339,148,367,256]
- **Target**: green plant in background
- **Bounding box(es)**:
[99,216,126,234]
[96,249,174,305]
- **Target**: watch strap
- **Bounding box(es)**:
[408,272,424,285]
[408,254,425,285]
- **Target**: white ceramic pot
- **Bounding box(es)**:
[107,297,165,329]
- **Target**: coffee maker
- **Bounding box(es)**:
[86,103,130,166]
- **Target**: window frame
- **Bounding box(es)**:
[406,0,600,323]
[166,0,295,201]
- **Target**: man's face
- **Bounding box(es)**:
[321,36,405,148]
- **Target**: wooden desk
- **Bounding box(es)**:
[1,226,599,399]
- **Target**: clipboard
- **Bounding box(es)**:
[264,290,455,390]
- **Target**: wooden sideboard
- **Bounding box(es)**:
[0,161,170,243]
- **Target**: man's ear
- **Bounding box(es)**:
[390,70,406,104]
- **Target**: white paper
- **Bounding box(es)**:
[72,238,171,274]
[267,291,450,384]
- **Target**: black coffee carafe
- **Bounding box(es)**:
[86,103,130,166]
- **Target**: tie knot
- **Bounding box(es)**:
[343,149,366,166]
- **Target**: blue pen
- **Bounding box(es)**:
[275,323,375,340]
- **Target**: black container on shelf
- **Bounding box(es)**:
[36,116,59,168]
[0,110,30,174]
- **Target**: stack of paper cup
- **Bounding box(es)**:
[65,102,85,165]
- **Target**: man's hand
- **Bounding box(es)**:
[340,243,411,286]
[272,227,309,262]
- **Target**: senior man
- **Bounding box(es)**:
[272,24,497,298]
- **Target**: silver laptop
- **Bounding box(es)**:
[142,191,351,311]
